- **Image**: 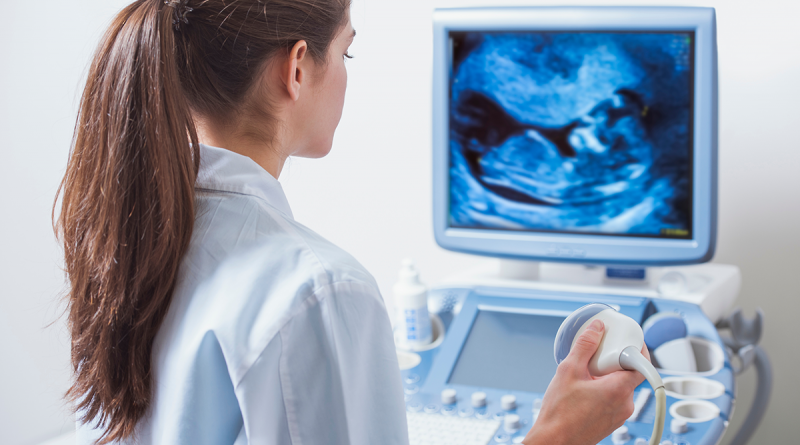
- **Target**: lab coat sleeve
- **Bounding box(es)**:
[235,280,409,445]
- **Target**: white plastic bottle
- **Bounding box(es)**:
[393,259,432,348]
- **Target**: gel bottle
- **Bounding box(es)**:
[393,259,432,348]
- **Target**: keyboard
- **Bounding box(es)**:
[407,412,502,445]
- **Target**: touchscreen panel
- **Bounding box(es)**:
[447,310,566,393]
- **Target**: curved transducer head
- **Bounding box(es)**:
[449,32,693,235]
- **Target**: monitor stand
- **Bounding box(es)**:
[437,259,741,323]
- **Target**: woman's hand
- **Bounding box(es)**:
[522,319,648,445]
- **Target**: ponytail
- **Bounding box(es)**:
[57,1,198,442]
[57,0,351,442]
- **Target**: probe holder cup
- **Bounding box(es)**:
[395,313,445,352]
[654,337,725,376]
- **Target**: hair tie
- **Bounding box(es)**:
[164,0,193,31]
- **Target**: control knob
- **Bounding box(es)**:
[504,414,521,432]
[671,418,688,434]
[531,398,542,421]
[612,425,630,443]
[441,389,457,405]
[501,394,517,411]
[471,391,487,408]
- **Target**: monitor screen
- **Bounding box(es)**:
[448,310,565,393]
[448,31,695,239]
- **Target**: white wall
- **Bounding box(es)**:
[1,0,797,444]
[0,1,139,443]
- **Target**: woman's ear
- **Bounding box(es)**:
[282,40,309,101]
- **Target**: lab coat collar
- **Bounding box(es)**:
[195,143,294,220]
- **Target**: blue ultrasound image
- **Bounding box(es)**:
[449,32,693,238]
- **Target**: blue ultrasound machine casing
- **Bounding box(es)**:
[411,5,732,444]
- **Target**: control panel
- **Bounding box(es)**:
[400,287,734,445]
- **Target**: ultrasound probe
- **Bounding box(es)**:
[555,304,666,445]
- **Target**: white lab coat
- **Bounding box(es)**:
[76,143,409,444]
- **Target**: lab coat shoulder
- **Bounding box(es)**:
[186,192,407,444]
[233,266,408,445]
[193,189,379,291]
[188,191,386,383]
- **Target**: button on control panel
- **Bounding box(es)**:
[441,389,457,405]
[501,394,517,411]
[504,414,521,432]
[472,391,487,408]
[670,418,688,434]
[612,425,630,443]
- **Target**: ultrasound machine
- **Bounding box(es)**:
[396,7,772,445]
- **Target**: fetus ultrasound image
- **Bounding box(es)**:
[449,31,694,238]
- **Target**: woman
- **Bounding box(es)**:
[56,1,645,444]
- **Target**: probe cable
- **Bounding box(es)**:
[620,346,667,445]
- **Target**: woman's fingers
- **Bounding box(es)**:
[641,343,652,361]
[524,321,655,445]
[598,365,645,391]
[564,319,605,374]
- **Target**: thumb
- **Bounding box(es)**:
[568,319,605,368]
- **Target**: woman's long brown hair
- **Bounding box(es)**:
[55,0,350,442]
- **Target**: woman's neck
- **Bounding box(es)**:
[194,115,288,179]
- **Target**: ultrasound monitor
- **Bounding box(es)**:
[432,7,718,265]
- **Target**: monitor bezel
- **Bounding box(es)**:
[432,6,718,266]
